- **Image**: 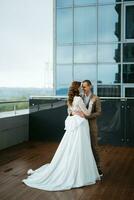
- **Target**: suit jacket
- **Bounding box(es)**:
[82,94,101,134]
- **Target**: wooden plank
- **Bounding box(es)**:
[0,142,134,200]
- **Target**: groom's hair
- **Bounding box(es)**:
[82,80,92,85]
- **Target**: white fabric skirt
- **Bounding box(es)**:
[22,115,100,191]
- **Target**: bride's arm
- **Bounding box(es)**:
[67,106,72,116]
[78,97,93,116]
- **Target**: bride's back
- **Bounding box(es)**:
[69,96,82,113]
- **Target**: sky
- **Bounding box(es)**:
[0,0,53,88]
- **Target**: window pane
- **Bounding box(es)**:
[125,6,134,39]
[125,88,134,97]
[74,45,96,63]
[74,0,97,5]
[98,44,120,63]
[74,7,97,43]
[57,46,72,64]
[98,64,121,84]
[57,9,73,44]
[98,0,121,3]
[57,0,73,7]
[123,43,134,62]
[123,64,134,83]
[97,85,120,97]
[56,88,68,96]
[98,5,121,42]
[57,65,72,88]
[74,64,96,84]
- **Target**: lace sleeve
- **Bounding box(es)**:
[67,106,72,116]
[78,97,93,116]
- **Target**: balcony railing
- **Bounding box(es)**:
[0,100,29,117]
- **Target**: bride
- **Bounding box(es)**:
[22,81,101,191]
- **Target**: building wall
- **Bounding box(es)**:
[54,0,134,97]
[0,114,29,150]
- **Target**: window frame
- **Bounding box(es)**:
[124,3,134,42]
[123,84,134,97]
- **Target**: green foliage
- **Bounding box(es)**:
[0,87,53,112]
[0,96,29,112]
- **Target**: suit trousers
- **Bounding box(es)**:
[88,119,101,170]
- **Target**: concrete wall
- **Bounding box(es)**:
[0,114,29,150]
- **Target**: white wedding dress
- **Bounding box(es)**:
[22,96,100,191]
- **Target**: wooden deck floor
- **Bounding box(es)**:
[0,141,134,200]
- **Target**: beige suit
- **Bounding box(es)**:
[83,94,102,170]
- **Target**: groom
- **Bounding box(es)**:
[73,80,103,177]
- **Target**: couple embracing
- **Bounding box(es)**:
[22,80,103,191]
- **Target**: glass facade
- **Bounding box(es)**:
[55,0,134,97]
[125,5,134,39]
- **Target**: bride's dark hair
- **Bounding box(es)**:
[67,81,81,106]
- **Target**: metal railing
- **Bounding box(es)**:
[30,95,134,100]
[29,96,134,113]
[1,96,133,115]
[0,100,29,115]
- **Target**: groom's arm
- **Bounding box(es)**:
[85,96,101,120]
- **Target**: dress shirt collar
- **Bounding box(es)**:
[84,92,92,99]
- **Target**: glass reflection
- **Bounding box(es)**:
[125,5,134,39]
[57,65,73,87]
[123,64,134,83]
[123,43,134,62]
[74,64,96,83]
[98,4,121,42]
[57,9,73,44]
[98,0,121,3]
[74,0,97,5]
[98,64,121,84]
[56,88,68,96]
[57,46,72,64]
[74,7,97,43]
[74,45,96,63]
[97,85,120,97]
[125,88,134,97]
[98,44,120,63]
[57,0,73,7]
